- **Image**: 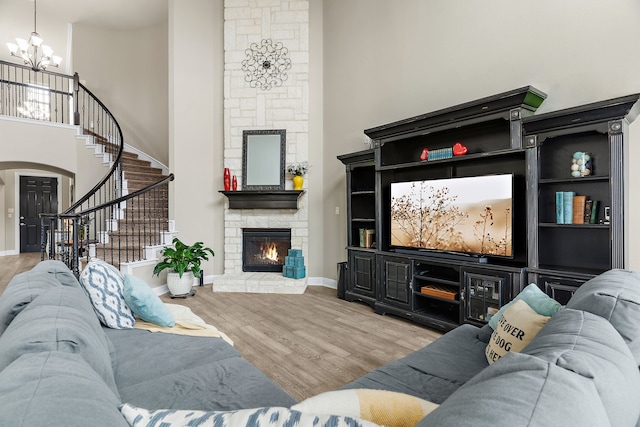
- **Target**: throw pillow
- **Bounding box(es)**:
[485,299,550,364]
[292,389,439,427]
[123,275,175,327]
[488,283,562,330]
[119,403,381,427]
[79,258,135,329]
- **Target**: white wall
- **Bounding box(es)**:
[322,0,640,275]
[168,0,224,276]
[0,117,108,253]
[73,22,169,165]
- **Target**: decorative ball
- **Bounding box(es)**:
[582,168,591,176]
[571,171,581,177]
[571,164,579,171]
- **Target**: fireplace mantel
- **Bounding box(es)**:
[220,190,304,209]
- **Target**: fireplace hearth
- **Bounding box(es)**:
[242,228,291,272]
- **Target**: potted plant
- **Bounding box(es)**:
[153,237,215,296]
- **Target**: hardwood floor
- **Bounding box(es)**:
[0,254,442,401]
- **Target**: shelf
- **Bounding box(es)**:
[413,275,459,287]
[346,246,377,252]
[412,308,459,329]
[377,149,524,171]
[414,291,460,305]
[351,190,375,196]
[219,190,304,209]
[538,222,608,229]
[539,176,609,184]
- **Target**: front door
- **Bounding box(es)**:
[20,176,58,253]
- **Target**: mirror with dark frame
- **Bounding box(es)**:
[242,129,286,190]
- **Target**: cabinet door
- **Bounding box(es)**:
[380,256,411,309]
[462,269,512,325]
[538,275,584,305]
[349,251,376,298]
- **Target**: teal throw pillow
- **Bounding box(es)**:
[488,283,562,330]
[123,275,175,327]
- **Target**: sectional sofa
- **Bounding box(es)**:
[0,260,638,426]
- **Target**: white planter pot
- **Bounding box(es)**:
[166,271,194,296]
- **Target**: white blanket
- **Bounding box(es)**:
[134,303,234,346]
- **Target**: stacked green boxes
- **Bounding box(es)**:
[283,249,305,279]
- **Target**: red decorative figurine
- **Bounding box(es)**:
[232,175,238,191]
[224,168,231,191]
[453,142,468,156]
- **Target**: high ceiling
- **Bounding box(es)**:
[0,0,168,69]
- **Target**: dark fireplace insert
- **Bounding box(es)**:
[242,228,291,272]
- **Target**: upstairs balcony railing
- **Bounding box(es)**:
[1,60,172,277]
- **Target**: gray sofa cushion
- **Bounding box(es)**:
[104,328,297,411]
[523,308,640,427]
[0,270,63,336]
[0,260,81,336]
[566,268,640,365]
[0,351,127,427]
[30,259,83,288]
[342,324,491,404]
[417,352,612,426]
[419,307,640,427]
[0,286,119,396]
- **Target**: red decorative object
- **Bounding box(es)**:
[232,175,238,191]
[420,148,429,161]
[453,142,468,156]
[224,168,231,191]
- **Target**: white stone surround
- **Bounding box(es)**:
[216,0,309,293]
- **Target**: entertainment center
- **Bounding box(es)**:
[338,86,640,331]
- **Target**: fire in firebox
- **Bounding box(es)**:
[242,228,291,272]
[260,242,280,263]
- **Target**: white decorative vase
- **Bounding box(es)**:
[166,271,194,296]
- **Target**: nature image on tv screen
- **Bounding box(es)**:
[390,174,513,257]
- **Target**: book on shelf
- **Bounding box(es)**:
[583,199,593,224]
[364,229,375,248]
[555,192,564,224]
[590,200,599,224]
[562,191,575,224]
[572,195,587,224]
[359,228,375,248]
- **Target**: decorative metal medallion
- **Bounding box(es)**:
[241,39,292,90]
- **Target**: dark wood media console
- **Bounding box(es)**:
[338,87,640,331]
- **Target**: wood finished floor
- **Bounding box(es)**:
[0,253,442,401]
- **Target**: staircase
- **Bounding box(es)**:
[0,59,175,279]
[91,150,173,270]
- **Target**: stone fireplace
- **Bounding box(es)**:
[242,228,291,272]
[216,0,309,294]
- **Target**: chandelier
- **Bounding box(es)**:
[6,0,61,71]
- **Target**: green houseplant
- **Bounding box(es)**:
[153,237,214,296]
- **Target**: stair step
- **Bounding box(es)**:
[122,157,154,170]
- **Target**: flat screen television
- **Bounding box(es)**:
[390,174,514,258]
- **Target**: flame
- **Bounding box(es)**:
[262,243,279,262]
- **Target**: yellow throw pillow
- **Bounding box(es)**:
[291,389,439,427]
[486,299,551,364]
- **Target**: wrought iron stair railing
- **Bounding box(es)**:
[0,60,172,277]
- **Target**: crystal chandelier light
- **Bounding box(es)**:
[6,0,61,71]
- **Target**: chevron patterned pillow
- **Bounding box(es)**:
[79,258,135,329]
[120,404,381,427]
